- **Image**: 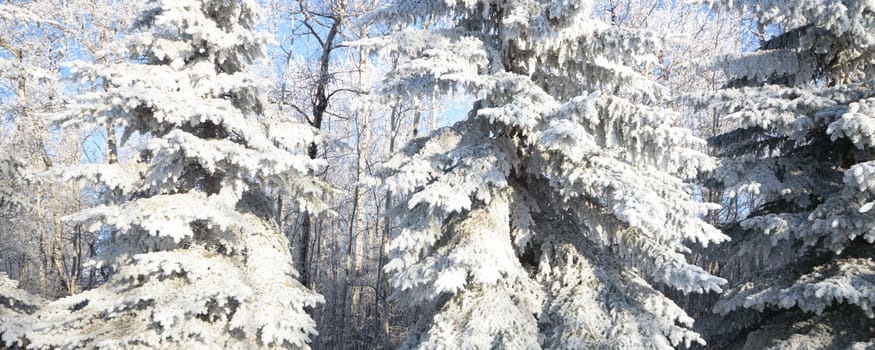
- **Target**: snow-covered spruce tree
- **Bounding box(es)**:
[361,1,728,348]
[0,152,27,211]
[0,270,44,346]
[0,0,327,348]
[696,0,875,348]
[0,4,51,329]
[0,153,33,309]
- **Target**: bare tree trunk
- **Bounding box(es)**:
[18,253,27,289]
[51,211,76,295]
[374,96,405,348]
[411,97,422,139]
[105,123,118,165]
[298,10,341,290]
[37,195,47,296]
[10,48,53,169]
[340,36,374,345]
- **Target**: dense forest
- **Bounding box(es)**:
[0,0,873,349]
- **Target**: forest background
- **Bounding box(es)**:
[1,0,869,349]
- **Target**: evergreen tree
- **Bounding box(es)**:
[0,0,326,348]
[362,1,728,348]
[699,0,875,348]
[0,153,27,211]
[0,271,43,343]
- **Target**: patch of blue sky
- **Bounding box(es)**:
[440,93,473,127]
